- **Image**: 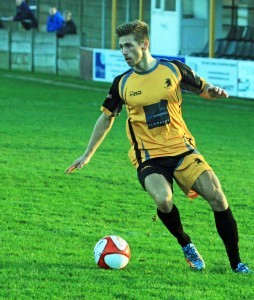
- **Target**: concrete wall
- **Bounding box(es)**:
[11,31,33,71]
[0,29,80,77]
[0,30,10,69]
[0,0,151,49]
[80,47,93,81]
[33,32,57,74]
[58,35,80,76]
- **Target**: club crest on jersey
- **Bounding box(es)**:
[129,90,142,96]
[164,78,172,88]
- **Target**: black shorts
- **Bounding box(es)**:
[137,152,193,191]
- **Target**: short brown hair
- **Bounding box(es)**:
[115,20,149,43]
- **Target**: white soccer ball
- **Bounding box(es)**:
[94,235,131,269]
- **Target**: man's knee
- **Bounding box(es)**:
[150,188,173,213]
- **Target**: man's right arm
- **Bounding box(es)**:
[65,112,114,174]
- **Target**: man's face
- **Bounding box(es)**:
[16,0,23,6]
[49,7,57,16]
[119,34,144,67]
[64,13,71,21]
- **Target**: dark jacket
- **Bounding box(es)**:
[57,20,77,38]
[13,1,38,30]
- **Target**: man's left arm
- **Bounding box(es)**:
[171,60,229,100]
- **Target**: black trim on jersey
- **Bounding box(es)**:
[127,118,142,166]
[102,70,131,116]
[171,60,204,94]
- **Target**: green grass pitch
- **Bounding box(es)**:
[0,69,254,299]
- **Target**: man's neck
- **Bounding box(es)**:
[134,54,157,73]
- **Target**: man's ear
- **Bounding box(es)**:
[142,39,149,50]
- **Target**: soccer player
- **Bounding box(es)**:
[65,20,252,273]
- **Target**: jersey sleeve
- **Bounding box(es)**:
[101,74,124,117]
[171,60,206,94]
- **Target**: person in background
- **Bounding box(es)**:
[46,6,64,33]
[12,0,38,30]
[57,10,77,38]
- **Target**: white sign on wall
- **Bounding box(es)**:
[238,61,254,99]
[185,56,238,97]
[93,49,127,82]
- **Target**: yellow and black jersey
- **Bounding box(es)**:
[101,59,206,168]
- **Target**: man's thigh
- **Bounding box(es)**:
[192,170,228,211]
[174,153,212,199]
[144,173,173,212]
[144,173,172,198]
[137,157,176,190]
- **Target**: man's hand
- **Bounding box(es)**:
[207,86,229,99]
[65,113,114,175]
[200,83,229,100]
[65,155,90,174]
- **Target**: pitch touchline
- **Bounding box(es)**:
[3,74,109,93]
